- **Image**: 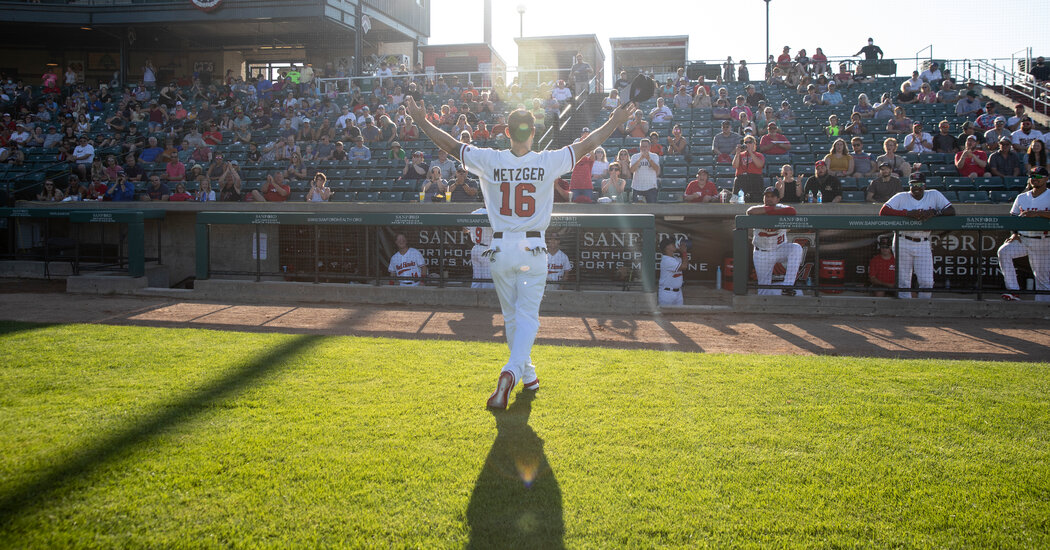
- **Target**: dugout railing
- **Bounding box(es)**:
[0,207,164,278]
[195,212,657,293]
[733,215,1050,300]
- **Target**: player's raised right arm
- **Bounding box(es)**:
[404,97,465,160]
[570,102,636,161]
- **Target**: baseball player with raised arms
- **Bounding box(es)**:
[465,207,494,289]
[658,238,688,305]
[388,233,427,286]
[746,186,803,296]
[878,173,955,298]
[404,94,636,409]
[998,169,1050,301]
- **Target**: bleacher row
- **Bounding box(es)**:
[6,76,1022,204]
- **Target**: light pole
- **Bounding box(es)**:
[764,0,771,71]
[517,5,525,38]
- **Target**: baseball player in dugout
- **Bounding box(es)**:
[878,173,955,299]
[747,186,803,296]
[658,238,688,306]
[403,90,637,410]
[998,169,1050,302]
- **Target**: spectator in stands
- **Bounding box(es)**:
[811,48,829,75]
[723,56,735,82]
[348,136,371,162]
[988,138,1023,177]
[713,120,741,164]
[844,112,868,136]
[285,152,309,181]
[629,139,661,203]
[647,131,664,155]
[919,62,942,85]
[72,135,94,179]
[773,164,803,203]
[825,114,844,138]
[36,179,64,202]
[203,123,222,146]
[916,83,937,104]
[401,150,427,181]
[868,237,897,297]
[759,122,791,155]
[803,84,823,106]
[936,79,959,104]
[821,82,844,106]
[649,97,673,123]
[616,149,633,180]
[43,126,62,149]
[983,117,1013,150]
[660,78,676,100]
[247,142,263,164]
[684,168,718,203]
[194,178,215,202]
[886,107,913,134]
[591,146,610,179]
[568,146,595,203]
[824,139,854,178]
[421,166,447,202]
[1026,140,1047,174]
[400,115,420,142]
[570,53,594,96]
[140,174,170,201]
[600,162,627,200]
[551,80,573,104]
[955,120,980,150]
[877,137,911,179]
[167,183,192,202]
[430,149,457,180]
[666,125,688,159]
[956,90,981,115]
[1029,56,1049,85]
[711,98,732,120]
[743,84,765,109]
[975,102,1000,132]
[872,92,896,122]
[124,156,145,183]
[1012,117,1043,153]
[955,135,988,177]
[62,176,86,201]
[1007,103,1026,131]
[850,137,878,178]
[852,93,875,119]
[778,46,792,70]
[672,86,692,111]
[217,163,243,202]
[778,100,795,121]
[756,106,775,130]
[903,122,933,153]
[602,89,620,111]
[731,135,765,202]
[448,166,479,202]
[190,142,212,164]
[304,172,332,202]
[625,109,649,137]
[931,120,958,154]
[805,160,842,202]
[738,60,750,82]
[472,121,490,141]
[867,162,902,203]
[105,172,136,201]
[250,171,290,202]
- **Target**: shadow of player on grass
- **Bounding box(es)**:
[466,391,564,549]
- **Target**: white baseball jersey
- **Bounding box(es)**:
[459,143,575,233]
[659,254,684,290]
[628,152,660,191]
[751,204,797,249]
[884,190,952,239]
[547,250,572,281]
[388,247,426,286]
[466,207,494,245]
[1012,129,1044,149]
[1010,189,1050,238]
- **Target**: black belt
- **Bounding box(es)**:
[493,231,540,238]
[902,235,928,242]
[1021,234,1046,239]
[663,288,680,292]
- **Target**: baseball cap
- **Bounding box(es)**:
[626,73,656,103]
[1015,103,1025,109]
[581,127,590,133]
[229,160,239,166]
[1031,168,1048,179]
[390,141,400,148]
[966,90,977,97]
[763,186,777,195]
[961,121,974,129]
[879,161,892,168]
[985,101,996,108]
[814,160,827,167]
[176,100,182,105]
[909,173,926,185]
[995,116,1007,123]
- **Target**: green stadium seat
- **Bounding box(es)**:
[842,190,866,202]
[660,178,687,190]
[657,190,683,203]
[370,180,393,192]
[941,191,959,202]
[957,190,990,203]
[944,177,974,191]
[1002,177,1027,190]
[357,192,379,202]
[336,192,357,202]
[663,165,687,177]
[663,155,686,166]
[348,180,371,192]
[990,190,1017,204]
[378,191,403,202]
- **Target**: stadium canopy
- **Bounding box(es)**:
[0,0,428,85]
[514,34,605,92]
[609,36,688,81]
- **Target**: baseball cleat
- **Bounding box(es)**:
[486,371,515,410]
[522,378,540,391]
[1001,293,1021,301]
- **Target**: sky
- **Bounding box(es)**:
[427,0,1050,84]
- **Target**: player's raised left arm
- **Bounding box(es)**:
[404,97,465,159]
[571,102,636,161]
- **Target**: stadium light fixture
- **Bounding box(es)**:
[764,0,771,70]
[517,4,525,38]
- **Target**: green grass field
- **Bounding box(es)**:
[1,321,1048,548]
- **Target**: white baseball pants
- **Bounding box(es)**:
[490,233,549,385]
[470,244,494,289]
[998,236,1050,302]
[895,236,934,299]
[754,242,803,295]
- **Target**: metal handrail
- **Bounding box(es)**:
[964,58,1049,115]
[914,45,933,73]
[4,160,72,205]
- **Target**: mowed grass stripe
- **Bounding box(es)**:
[0,321,1048,548]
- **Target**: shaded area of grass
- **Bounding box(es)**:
[0,322,1048,547]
